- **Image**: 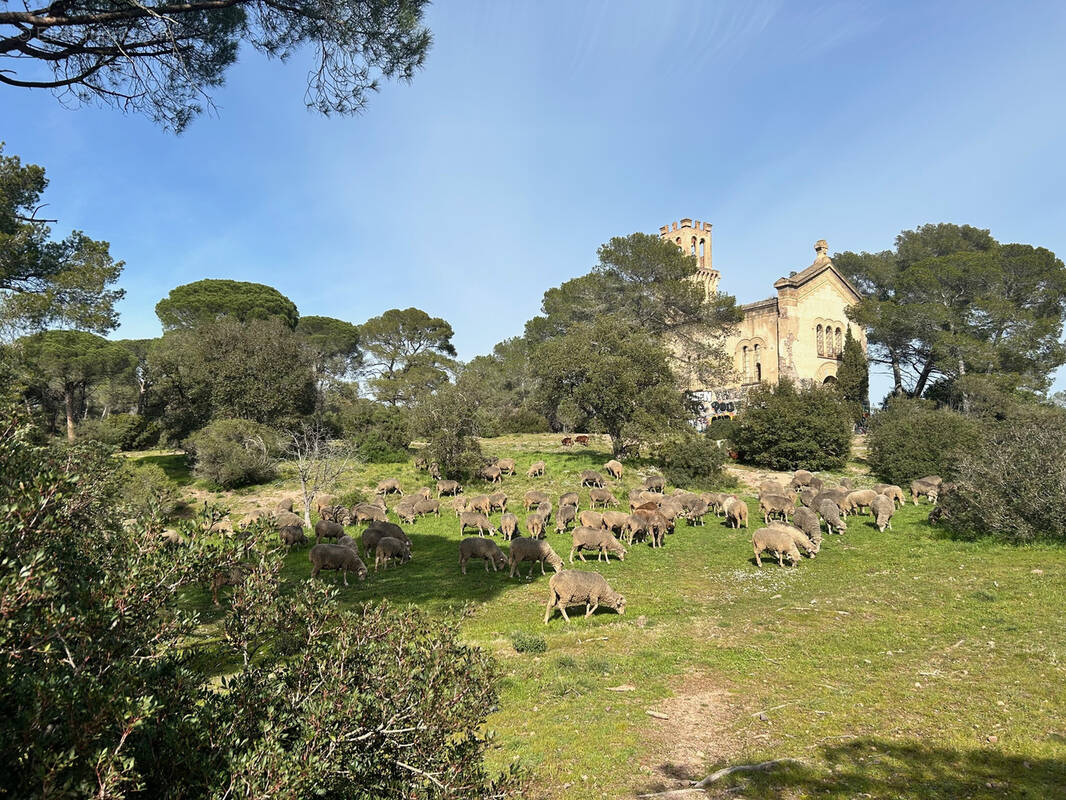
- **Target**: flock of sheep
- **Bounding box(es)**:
[224,452,947,624]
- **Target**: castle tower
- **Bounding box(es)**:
[660,218,719,296]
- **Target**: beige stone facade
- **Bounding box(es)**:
[660,219,866,423]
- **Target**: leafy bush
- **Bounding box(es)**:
[510,630,547,654]
[185,418,281,489]
[703,416,736,442]
[78,413,161,450]
[410,383,484,479]
[118,461,181,522]
[657,433,727,490]
[328,396,410,462]
[731,379,852,471]
[867,399,982,486]
[937,407,1066,542]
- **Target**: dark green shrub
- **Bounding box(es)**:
[731,379,852,471]
[867,399,982,486]
[499,408,551,434]
[703,416,736,442]
[510,630,547,654]
[185,418,281,489]
[329,396,410,462]
[657,433,727,490]
[410,384,484,479]
[78,413,161,450]
[937,407,1066,543]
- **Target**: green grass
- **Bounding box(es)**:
[165,434,1066,799]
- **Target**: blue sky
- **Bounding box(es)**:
[4,0,1065,400]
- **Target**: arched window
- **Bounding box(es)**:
[691,237,697,255]
[698,238,706,262]
[742,346,750,380]
[835,327,842,356]
[755,362,762,382]
[817,325,824,357]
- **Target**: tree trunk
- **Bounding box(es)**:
[912,358,935,398]
[891,355,904,396]
[64,387,76,442]
[301,476,314,529]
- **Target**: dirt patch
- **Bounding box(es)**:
[725,465,793,494]
[636,674,746,795]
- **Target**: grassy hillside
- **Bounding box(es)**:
[139,434,1066,799]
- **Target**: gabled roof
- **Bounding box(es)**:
[773,256,863,302]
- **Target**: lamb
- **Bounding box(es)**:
[459,537,508,574]
[726,498,749,529]
[314,519,344,544]
[497,458,517,476]
[414,498,441,517]
[555,504,577,533]
[309,544,367,586]
[842,489,878,517]
[871,494,896,532]
[488,492,508,512]
[559,491,580,509]
[751,527,802,568]
[479,464,503,483]
[759,494,795,524]
[766,522,819,557]
[526,460,546,477]
[279,525,307,547]
[580,470,606,488]
[508,537,564,578]
[350,503,386,524]
[500,512,519,540]
[526,512,546,539]
[578,509,604,529]
[544,570,625,623]
[604,459,624,479]
[459,511,498,537]
[375,478,404,496]
[791,506,822,547]
[643,474,666,492]
[600,510,630,535]
[589,487,618,509]
[569,526,627,563]
[436,479,462,497]
[910,479,939,505]
[524,490,549,510]
[790,469,814,488]
[374,537,411,571]
[818,499,847,535]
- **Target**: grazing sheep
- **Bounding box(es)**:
[314,519,344,544]
[524,490,549,510]
[569,526,627,563]
[279,525,307,547]
[375,478,404,496]
[555,504,577,532]
[559,491,580,509]
[537,500,553,524]
[875,484,906,507]
[374,537,411,571]
[464,494,492,516]
[211,564,251,604]
[479,464,503,483]
[752,528,802,568]
[459,512,498,537]
[459,537,508,574]
[526,460,546,477]
[818,499,847,535]
[364,521,412,551]
[759,480,789,498]
[580,470,606,488]
[309,544,367,585]
[370,495,388,511]
[842,489,878,517]
[726,498,749,529]
[643,474,666,492]
[314,494,337,513]
[919,475,944,488]
[396,505,419,525]
[910,479,939,505]
[589,487,618,509]
[239,509,274,529]
[578,509,605,529]
[436,479,462,497]
[276,497,295,513]
[414,486,433,500]
[639,490,665,506]
[766,522,819,557]
[840,478,854,490]
[574,434,590,445]
[500,512,519,540]
[813,489,848,511]
[684,498,710,526]
[703,493,729,516]
[871,495,896,532]
[497,458,517,476]
[798,488,817,508]
[350,503,387,524]
[544,570,625,623]
[625,510,668,547]
[759,494,795,524]
[318,504,347,524]
[790,469,814,488]
[508,537,564,578]
[600,510,629,535]
[809,476,824,492]
[561,436,573,446]
[526,513,546,539]
[792,506,823,546]
[414,498,441,517]
[488,492,508,512]
[274,510,303,529]
[336,534,358,550]
[604,459,624,479]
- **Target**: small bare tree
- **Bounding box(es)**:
[286,421,357,529]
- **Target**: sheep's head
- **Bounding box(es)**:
[356,566,368,581]
[614,595,626,615]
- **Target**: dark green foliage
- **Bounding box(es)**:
[186,418,281,489]
[509,631,547,654]
[155,279,300,331]
[866,399,982,487]
[731,379,852,471]
[0,146,125,333]
[360,307,458,407]
[296,314,362,400]
[78,412,161,450]
[657,433,727,490]
[703,416,736,442]
[410,383,483,479]
[460,337,547,434]
[118,461,181,522]
[938,406,1066,543]
[835,327,869,424]
[327,392,411,462]
[0,1,432,132]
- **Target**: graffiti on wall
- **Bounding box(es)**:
[691,388,743,432]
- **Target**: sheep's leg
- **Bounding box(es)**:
[540,558,547,576]
[343,570,350,587]
[568,548,576,564]
[754,548,762,568]
[559,604,570,622]
[776,551,784,567]
[585,602,598,618]
[544,596,556,624]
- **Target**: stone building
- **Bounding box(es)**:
[659,218,866,424]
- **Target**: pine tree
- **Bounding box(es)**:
[836,327,869,425]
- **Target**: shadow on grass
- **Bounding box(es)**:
[132,452,194,485]
[637,738,1066,799]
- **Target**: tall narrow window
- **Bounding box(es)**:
[691,237,697,255]
[698,238,706,262]
[742,346,750,380]
[755,362,762,382]
[817,325,824,357]
[835,327,842,356]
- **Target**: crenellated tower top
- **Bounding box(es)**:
[660,218,719,295]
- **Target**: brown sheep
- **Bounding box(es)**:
[459,537,508,574]
[369,495,387,511]
[274,510,304,529]
[752,527,801,568]
[508,537,564,578]
[910,479,939,505]
[580,470,606,488]
[526,513,546,539]
[350,503,387,524]
[375,478,404,496]
[875,484,906,508]
[555,504,577,533]
[625,510,668,547]
[726,498,749,529]
[365,520,412,549]
[497,458,517,476]
[276,497,295,513]
[464,494,492,516]
[604,459,624,479]
[314,494,337,513]
[792,506,822,546]
[765,522,819,557]
[524,490,549,510]
[643,474,666,492]
[574,434,590,445]
[871,494,896,532]
[314,519,344,544]
[578,509,604,529]
[559,491,580,509]
[459,512,498,537]
[488,492,508,512]
[526,460,546,477]
[414,486,433,500]
[479,464,503,483]
[436,479,462,497]
[537,500,553,524]
[842,489,878,517]
[309,544,367,586]
[414,498,440,517]
[589,487,618,509]
[569,526,627,563]
[500,512,519,540]
[544,570,625,623]
[374,537,411,571]
[790,469,814,488]
[396,505,419,525]
[600,510,630,535]
[818,499,847,535]
[759,494,795,524]
[210,564,251,605]
[279,525,307,547]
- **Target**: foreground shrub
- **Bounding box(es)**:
[867,399,982,486]
[938,407,1066,543]
[0,404,521,798]
[657,433,728,490]
[185,418,281,488]
[731,379,852,471]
